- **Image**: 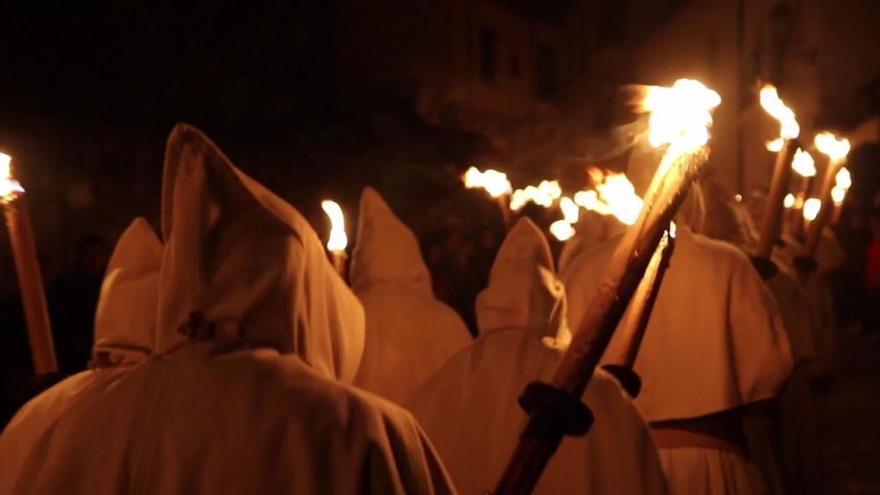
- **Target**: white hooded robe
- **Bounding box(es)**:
[350,187,472,404]
[408,218,668,495]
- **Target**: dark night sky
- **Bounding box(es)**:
[1,1,338,135]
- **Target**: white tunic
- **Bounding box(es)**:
[351,187,471,404]
[0,124,455,495]
[408,218,668,495]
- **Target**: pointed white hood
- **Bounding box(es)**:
[91,218,162,367]
[156,124,365,382]
[350,187,432,295]
[350,187,471,403]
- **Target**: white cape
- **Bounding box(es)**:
[0,124,455,494]
[408,219,668,494]
[351,187,471,404]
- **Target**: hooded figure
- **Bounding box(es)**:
[1,124,454,494]
[407,218,668,495]
[350,187,471,404]
[562,220,793,494]
[0,217,163,493]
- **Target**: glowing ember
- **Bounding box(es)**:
[813,132,851,162]
[759,85,800,140]
[509,180,562,211]
[803,198,822,221]
[559,196,579,224]
[320,200,348,252]
[791,148,816,178]
[575,170,644,226]
[669,221,677,239]
[549,220,575,242]
[463,166,512,198]
[783,193,796,209]
[0,153,24,204]
[638,79,722,153]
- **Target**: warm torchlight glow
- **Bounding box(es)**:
[639,79,722,152]
[813,132,851,162]
[791,148,816,177]
[0,153,24,203]
[559,196,579,224]
[783,193,795,209]
[759,85,800,140]
[766,138,784,152]
[462,166,512,198]
[803,198,822,221]
[575,170,644,226]
[549,220,576,242]
[321,200,348,252]
[831,167,852,206]
[831,187,846,205]
[509,180,562,211]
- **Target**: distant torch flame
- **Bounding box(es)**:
[0,153,24,204]
[575,170,644,226]
[831,167,852,206]
[791,148,816,177]
[760,85,800,140]
[321,200,348,252]
[803,198,822,222]
[509,180,562,211]
[638,79,721,153]
[766,138,784,152]
[463,166,512,198]
[783,193,795,209]
[549,220,575,242]
[559,196,579,224]
[813,132,851,162]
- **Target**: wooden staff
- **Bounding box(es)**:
[804,160,841,256]
[756,139,798,258]
[497,195,513,231]
[789,175,813,239]
[493,148,707,495]
[330,251,347,280]
[4,196,58,375]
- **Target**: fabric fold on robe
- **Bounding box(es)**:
[1,124,455,495]
[408,218,668,495]
[350,187,471,404]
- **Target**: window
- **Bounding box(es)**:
[536,44,559,100]
[479,27,497,84]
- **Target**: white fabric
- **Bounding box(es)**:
[407,218,668,495]
[657,448,766,495]
[0,218,163,494]
[0,124,456,495]
[563,228,793,422]
[351,187,471,403]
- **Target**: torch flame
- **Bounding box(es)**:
[463,166,512,198]
[638,79,722,153]
[549,220,576,242]
[575,170,644,226]
[813,132,851,162]
[321,200,348,252]
[783,193,795,209]
[766,138,784,152]
[509,180,562,211]
[0,153,24,204]
[803,198,822,222]
[831,167,852,206]
[759,85,800,140]
[791,148,816,178]
[559,196,579,224]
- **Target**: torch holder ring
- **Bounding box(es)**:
[518,381,594,439]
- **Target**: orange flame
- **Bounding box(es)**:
[575,170,644,226]
[813,132,851,162]
[321,200,348,252]
[0,153,24,204]
[803,198,822,221]
[549,220,575,241]
[831,167,852,206]
[559,196,579,224]
[638,79,721,153]
[783,193,795,209]
[463,166,512,198]
[509,180,562,211]
[791,148,816,178]
[760,85,800,140]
